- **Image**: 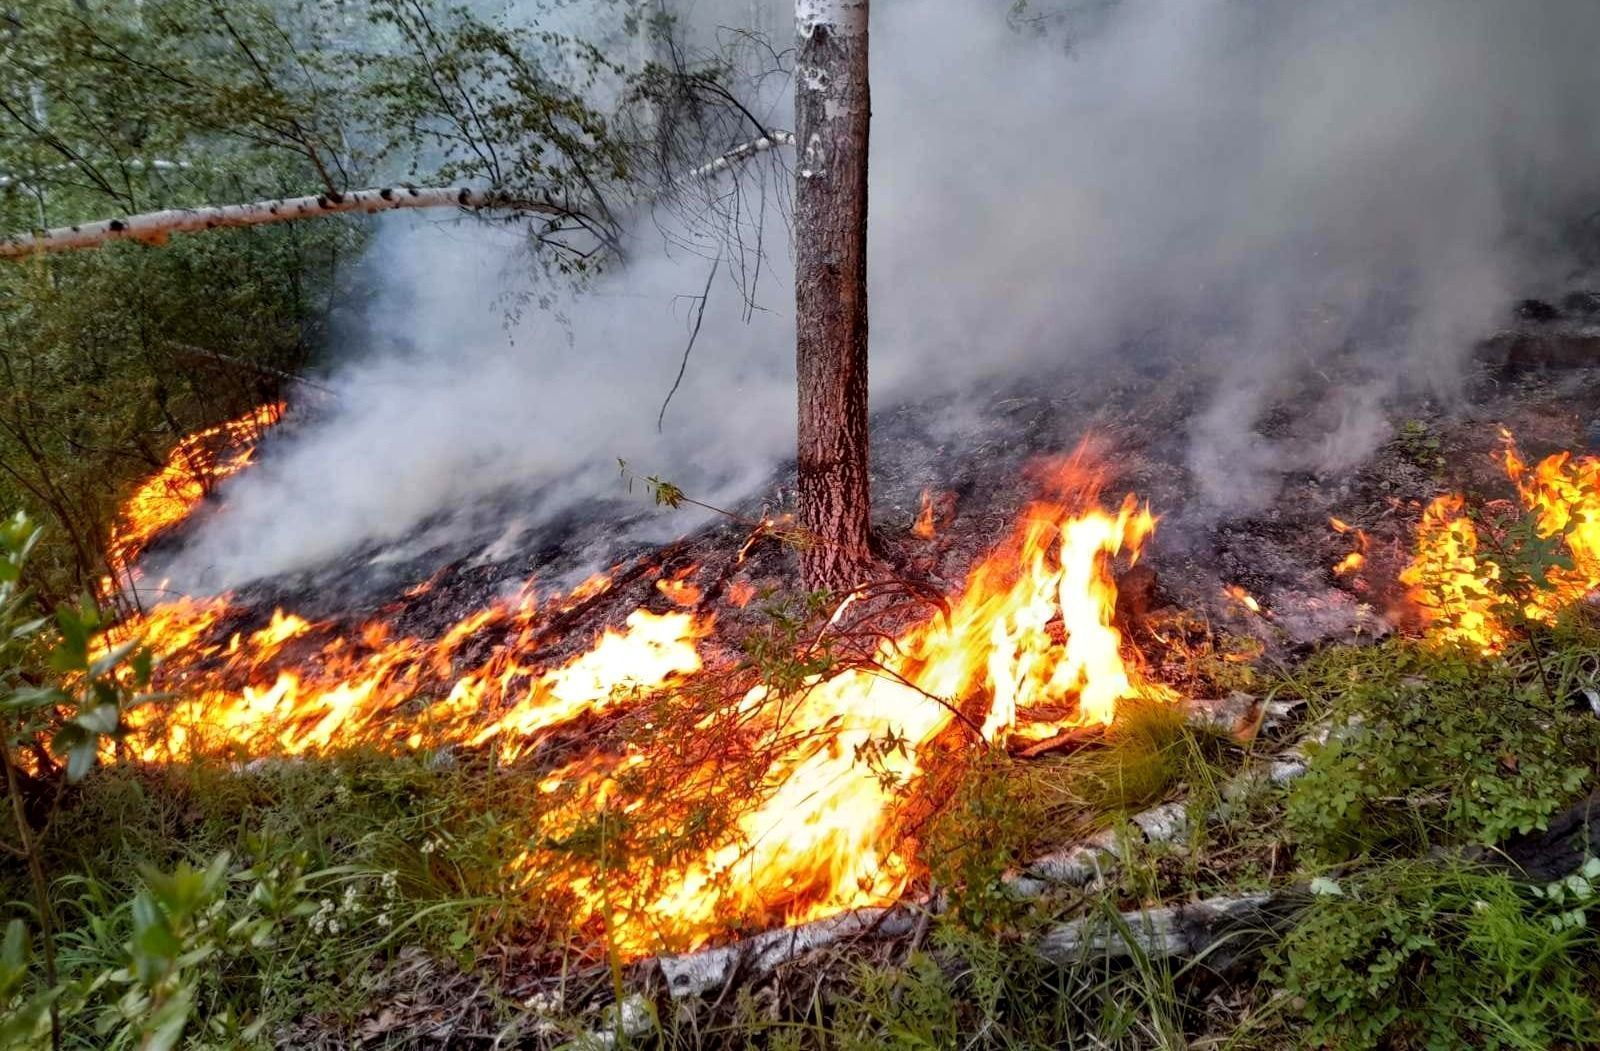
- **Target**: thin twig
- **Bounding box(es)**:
[658,254,719,431]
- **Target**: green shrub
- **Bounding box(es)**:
[1284,641,1597,861]
[1271,860,1600,1050]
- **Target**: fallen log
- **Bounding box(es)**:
[653,903,926,1000]
[1036,891,1305,972]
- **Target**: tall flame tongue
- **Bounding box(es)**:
[541,478,1174,954]
[1404,428,1600,650]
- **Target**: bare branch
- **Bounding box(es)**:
[658,253,720,431]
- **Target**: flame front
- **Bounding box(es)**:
[118,585,709,764]
[1403,430,1600,650]
[104,403,282,586]
[539,481,1173,953]
[104,441,1170,955]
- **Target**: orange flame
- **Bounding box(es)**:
[655,565,703,607]
[1329,517,1369,577]
[106,442,1170,955]
[113,574,709,764]
[537,477,1173,953]
[105,404,282,587]
[1223,584,1261,613]
[912,490,937,539]
[1404,429,1600,650]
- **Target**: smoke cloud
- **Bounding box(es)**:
[166,0,1600,590]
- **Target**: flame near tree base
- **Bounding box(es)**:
[100,425,1174,956]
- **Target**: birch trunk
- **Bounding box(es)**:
[794,0,875,593]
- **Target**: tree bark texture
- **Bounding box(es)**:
[794,0,874,593]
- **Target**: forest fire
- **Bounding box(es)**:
[117,587,710,763]
[103,402,283,586]
[526,475,1174,951]
[1403,430,1600,650]
[101,433,1174,954]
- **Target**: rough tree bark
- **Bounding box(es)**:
[794,0,875,593]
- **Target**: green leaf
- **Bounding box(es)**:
[74,702,120,736]
[141,984,195,1051]
[130,894,181,969]
[66,741,98,782]
[0,684,67,713]
[0,919,29,999]
[88,638,137,679]
[52,605,90,668]
[131,647,154,687]
[7,615,47,641]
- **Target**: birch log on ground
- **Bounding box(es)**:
[1036,892,1306,972]
[793,0,876,592]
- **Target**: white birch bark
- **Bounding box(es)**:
[0,133,796,260]
[0,186,556,258]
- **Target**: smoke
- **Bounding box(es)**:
[166,0,1600,590]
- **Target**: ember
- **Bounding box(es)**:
[1223,584,1262,613]
[1329,517,1368,577]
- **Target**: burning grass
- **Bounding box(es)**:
[1402,428,1600,652]
[102,402,283,589]
[88,447,1187,958]
[15,428,1600,1047]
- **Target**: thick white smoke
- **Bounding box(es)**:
[167,0,1600,590]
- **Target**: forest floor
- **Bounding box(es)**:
[10,312,1600,1048]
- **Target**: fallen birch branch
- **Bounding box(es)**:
[0,133,796,260]
[1035,891,1304,969]
[653,902,927,1000]
[0,187,561,258]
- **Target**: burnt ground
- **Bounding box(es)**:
[107,293,1600,1048]
[135,289,1600,683]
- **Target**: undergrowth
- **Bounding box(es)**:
[1270,859,1600,1050]
[10,536,1600,1046]
[1281,633,1600,861]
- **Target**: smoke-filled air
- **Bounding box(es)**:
[11,0,1600,1045]
[161,0,1600,590]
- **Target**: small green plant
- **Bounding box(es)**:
[1395,418,1445,474]
[1,512,157,1050]
[1271,860,1600,1050]
[1284,640,1596,861]
[923,748,1044,930]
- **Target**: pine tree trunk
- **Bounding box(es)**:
[794,0,874,593]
